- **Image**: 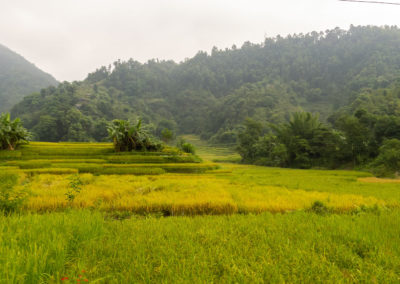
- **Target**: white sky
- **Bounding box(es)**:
[0,0,399,81]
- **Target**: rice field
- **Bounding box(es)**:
[2,210,400,283]
[1,142,400,214]
[2,140,400,282]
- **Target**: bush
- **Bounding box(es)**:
[177,139,196,154]
[161,128,174,143]
[371,139,400,177]
[310,201,329,215]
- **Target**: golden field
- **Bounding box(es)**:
[2,141,400,215]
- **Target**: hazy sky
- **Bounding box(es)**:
[1,0,399,81]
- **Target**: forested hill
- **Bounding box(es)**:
[11,25,400,142]
[0,44,58,112]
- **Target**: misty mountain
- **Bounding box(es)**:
[0,44,58,112]
[10,25,400,142]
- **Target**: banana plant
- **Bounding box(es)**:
[107,118,161,152]
[0,113,31,150]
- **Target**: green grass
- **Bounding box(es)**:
[2,142,205,175]
[2,140,400,282]
[182,135,241,163]
[100,167,166,175]
[223,165,400,202]
[23,168,79,175]
[105,155,201,164]
[1,210,400,283]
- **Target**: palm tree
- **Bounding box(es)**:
[271,112,328,168]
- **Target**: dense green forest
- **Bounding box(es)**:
[10,26,400,146]
[0,44,58,112]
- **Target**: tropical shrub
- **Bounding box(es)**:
[65,174,83,203]
[0,113,30,150]
[161,128,174,143]
[107,119,162,152]
[177,138,196,154]
[237,113,341,169]
[371,139,400,177]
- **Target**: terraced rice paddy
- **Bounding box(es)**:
[2,141,400,282]
[1,142,400,214]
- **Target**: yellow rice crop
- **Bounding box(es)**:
[23,172,391,214]
[358,177,400,183]
[4,142,399,215]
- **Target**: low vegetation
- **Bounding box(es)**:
[2,210,400,283]
[1,137,400,282]
[1,141,399,215]
[107,118,162,152]
[0,113,30,150]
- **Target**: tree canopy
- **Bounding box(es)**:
[10,26,400,146]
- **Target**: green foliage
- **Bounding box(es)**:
[160,128,174,143]
[334,115,372,166]
[273,112,341,168]
[107,119,162,152]
[0,44,58,113]
[5,142,206,176]
[65,174,83,203]
[100,167,166,175]
[106,155,200,164]
[0,113,31,150]
[177,138,196,154]
[371,139,400,177]
[238,113,340,169]
[253,135,288,167]
[23,168,78,175]
[310,201,329,215]
[12,26,400,143]
[237,119,263,163]
[2,210,400,282]
[0,171,27,214]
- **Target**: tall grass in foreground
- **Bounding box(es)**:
[1,210,400,283]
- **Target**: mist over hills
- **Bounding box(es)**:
[0,44,58,112]
[10,25,400,142]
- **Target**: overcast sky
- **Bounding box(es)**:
[1,0,399,81]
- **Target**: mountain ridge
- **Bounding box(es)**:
[0,43,58,112]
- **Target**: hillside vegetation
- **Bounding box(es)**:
[0,44,57,112]
[11,26,400,143]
